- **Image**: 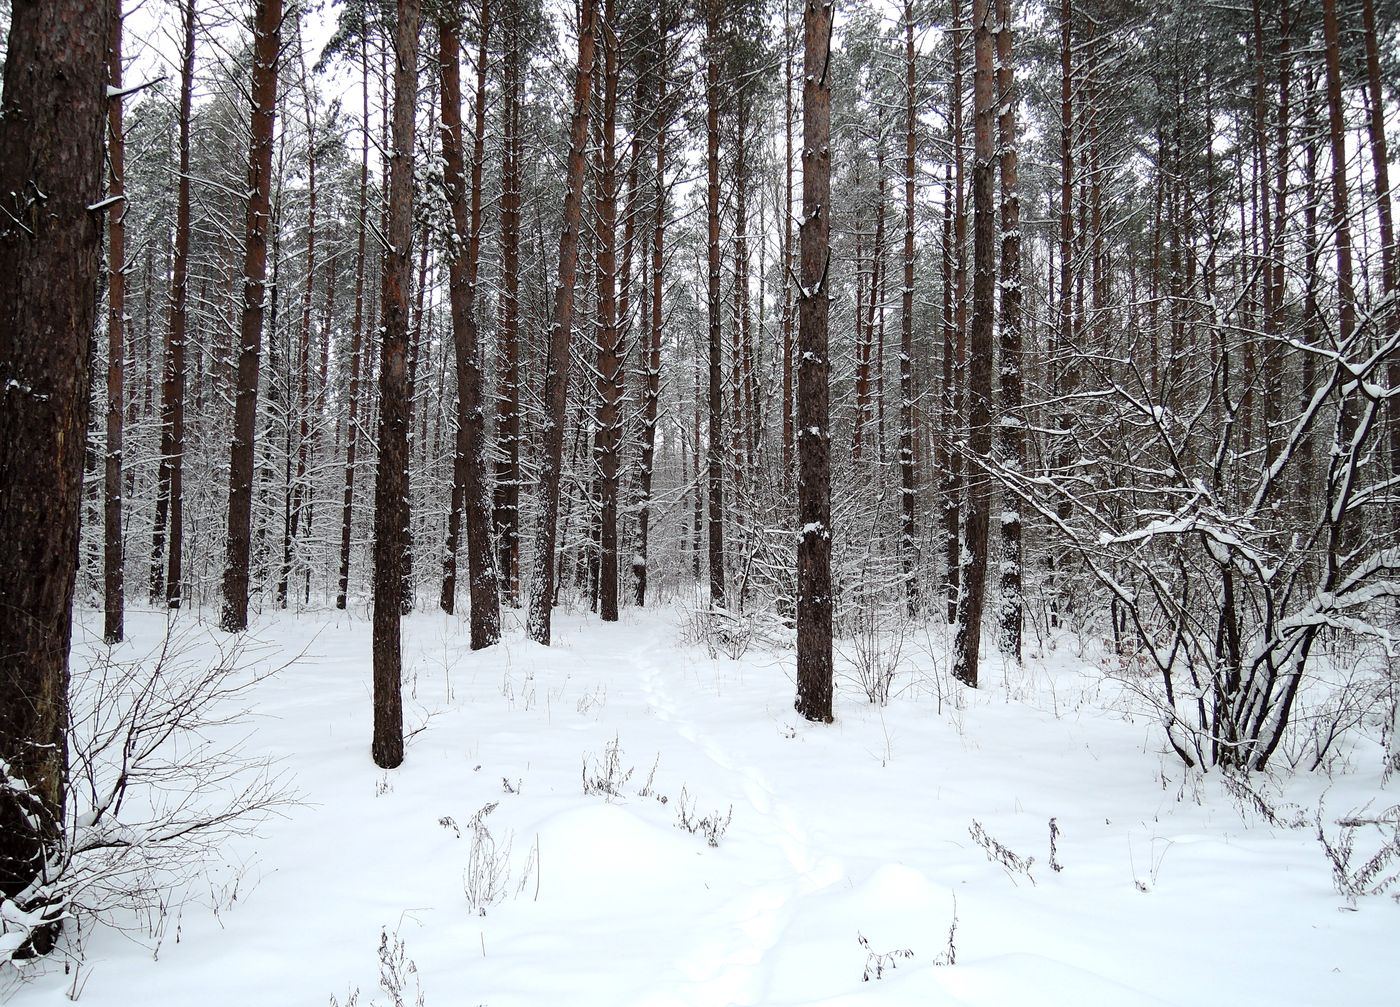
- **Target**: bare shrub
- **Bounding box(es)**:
[675,787,732,847]
[969,819,1035,885]
[1,627,295,963]
[1316,802,1400,908]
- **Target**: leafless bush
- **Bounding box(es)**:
[679,604,755,661]
[837,602,910,706]
[675,787,731,847]
[1,626,295,963]
[969,819,1035,886]
[857,932,913,981]
[581,736,634,800]
[1316,802,1400,908]
[462,803,511,916]
[330,929,426,1007]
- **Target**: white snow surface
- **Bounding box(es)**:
[12,604,1397,1005]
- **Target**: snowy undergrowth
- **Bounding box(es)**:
[5,602,1396,1005]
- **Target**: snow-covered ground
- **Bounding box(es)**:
[8,602,1398,1005]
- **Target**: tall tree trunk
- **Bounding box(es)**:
[795,0,833,724]
[494,10,524,607]
[899,0,919,616]
[280,58,318,610]
[438,6,502,647]
[634,2,671,607]
[104,1,126,644]
[0,0,111,957]
[1359,0,1398,482]
[337,33,372,611]
[372,0,419,768]
[1321,0,1358,534]
[221,0,282,632]
[704,8,727,608]
[153,0,195,610]
[1051,0,1074,628]
[525,0,597,645]
[781,0,796,490]
[593,0,623,622]
[994,0,1023,660]
[952,0,996,689]
[943,0,967,624]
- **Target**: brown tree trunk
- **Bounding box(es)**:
[952,0,996,689]
[1360,0,1398,481]
[593,0,623,623]
[704,8,727,609]
[372,0,419,768]
[0,0,111,957]
[221,0,281,632]
[153,0,194,611]
[1051,0,1074,628]
[899,0,919,616]
[280,60,318,610]
[525,0,596,645]
[634,2,671,608]
[337,33,372,611]
[795,0,833,724]
[943,0,967,624]
[438,6,501,648]
[781,0,796,490]
[1321,0,1358,537]
[104,1,126,644]
[494,9,525,607]
[994,0,1023,660]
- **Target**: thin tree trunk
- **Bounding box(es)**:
[221,0,282,632]
[104,0,127,644]
[494,11,524,607]
[781,0,796,490]
[899,0,919,616]
[438,6,501,647]
[0,0,110,957]
[634,2,670,607]
[525,0,597,645]
[593,0,623,622]
[952,0,996,689]
[994,0,1023,660]
[153,0,195,611]
[1051,0,1074,628]
[279,58,318,610]
[705,9,727,608]
[1360,0,1398,480]
[337,34,372,611]
[795,0,834,724]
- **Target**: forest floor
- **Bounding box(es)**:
[8,600,1399,1005]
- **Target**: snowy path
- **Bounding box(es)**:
[630,628,845,1005]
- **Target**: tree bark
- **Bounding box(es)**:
[104,0,127,645]
[899,0,919,616]
[952,0,996,689]
[593,0,624,623]
[493,8,525,607]
[220,0,282,632]
[994,0,1023,660]
[0,0,111,957]
[795,0,834,724]
[372,0,419,769]
[704,7,727,608]
[634,1,671,608]
[152,0,195,611]
[525,0,597,645]
[438,5,502,648]
[1360,0,1398,485]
